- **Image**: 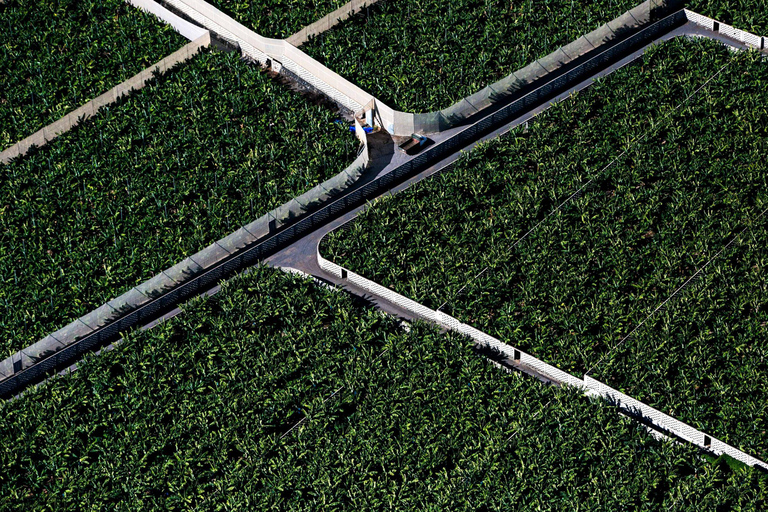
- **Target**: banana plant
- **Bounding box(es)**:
[0,48,356,356]
[0,0,185,150]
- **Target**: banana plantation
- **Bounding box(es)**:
[323,37,768,462]
[0,0,185,149]
[1,0,767,508]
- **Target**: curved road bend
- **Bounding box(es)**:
[264,22,753,382]
[8,21,754,398]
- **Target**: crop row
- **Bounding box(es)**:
[0,47,357,357]
[0,0,185,150]
[205,0,349,39]
[1,266,766,510]
[299,0,641,112]
[321,38,768,456]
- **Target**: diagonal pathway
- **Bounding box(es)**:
[1,14,762,400]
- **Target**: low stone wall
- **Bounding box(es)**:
[0,32,211,164]
[684,9,766,50]
[286,0,382,47]
[316,252,768,470]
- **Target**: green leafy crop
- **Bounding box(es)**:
[0,0,185,150]
[0,48,356,357]
[1,266,765,510]
[322,37,768,457]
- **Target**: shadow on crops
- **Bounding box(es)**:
[32,348,58,363]
[437,15,657,132]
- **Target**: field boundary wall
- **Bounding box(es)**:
[683,9,766,49]
[0,32,211,164]
[0,8,694,396]
[316,253,768,470]
[0,128,370,388]
[286,0,382,47]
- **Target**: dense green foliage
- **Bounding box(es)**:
[1,267,766,510]
[323,38,768,454]
[300,0,639,112]
[592,220,768,460]
[0,48,356,356]
[206,0,349,39]
[688,0,768,34]
[0,0,185,150]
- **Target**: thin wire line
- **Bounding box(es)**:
[281,385,345,439]
[436,61,733,313]
[585,204,768,376]
[280,348,390,439]
[506,400,552,442]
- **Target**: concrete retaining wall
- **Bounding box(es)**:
[0,32,211,164]
[393,5,765,135]
[128,0,209,40]
[684,9,766,50]
[317,252,768,470]
[0,127,369,385]
[585,376,767,468]
[684,9,716,30]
